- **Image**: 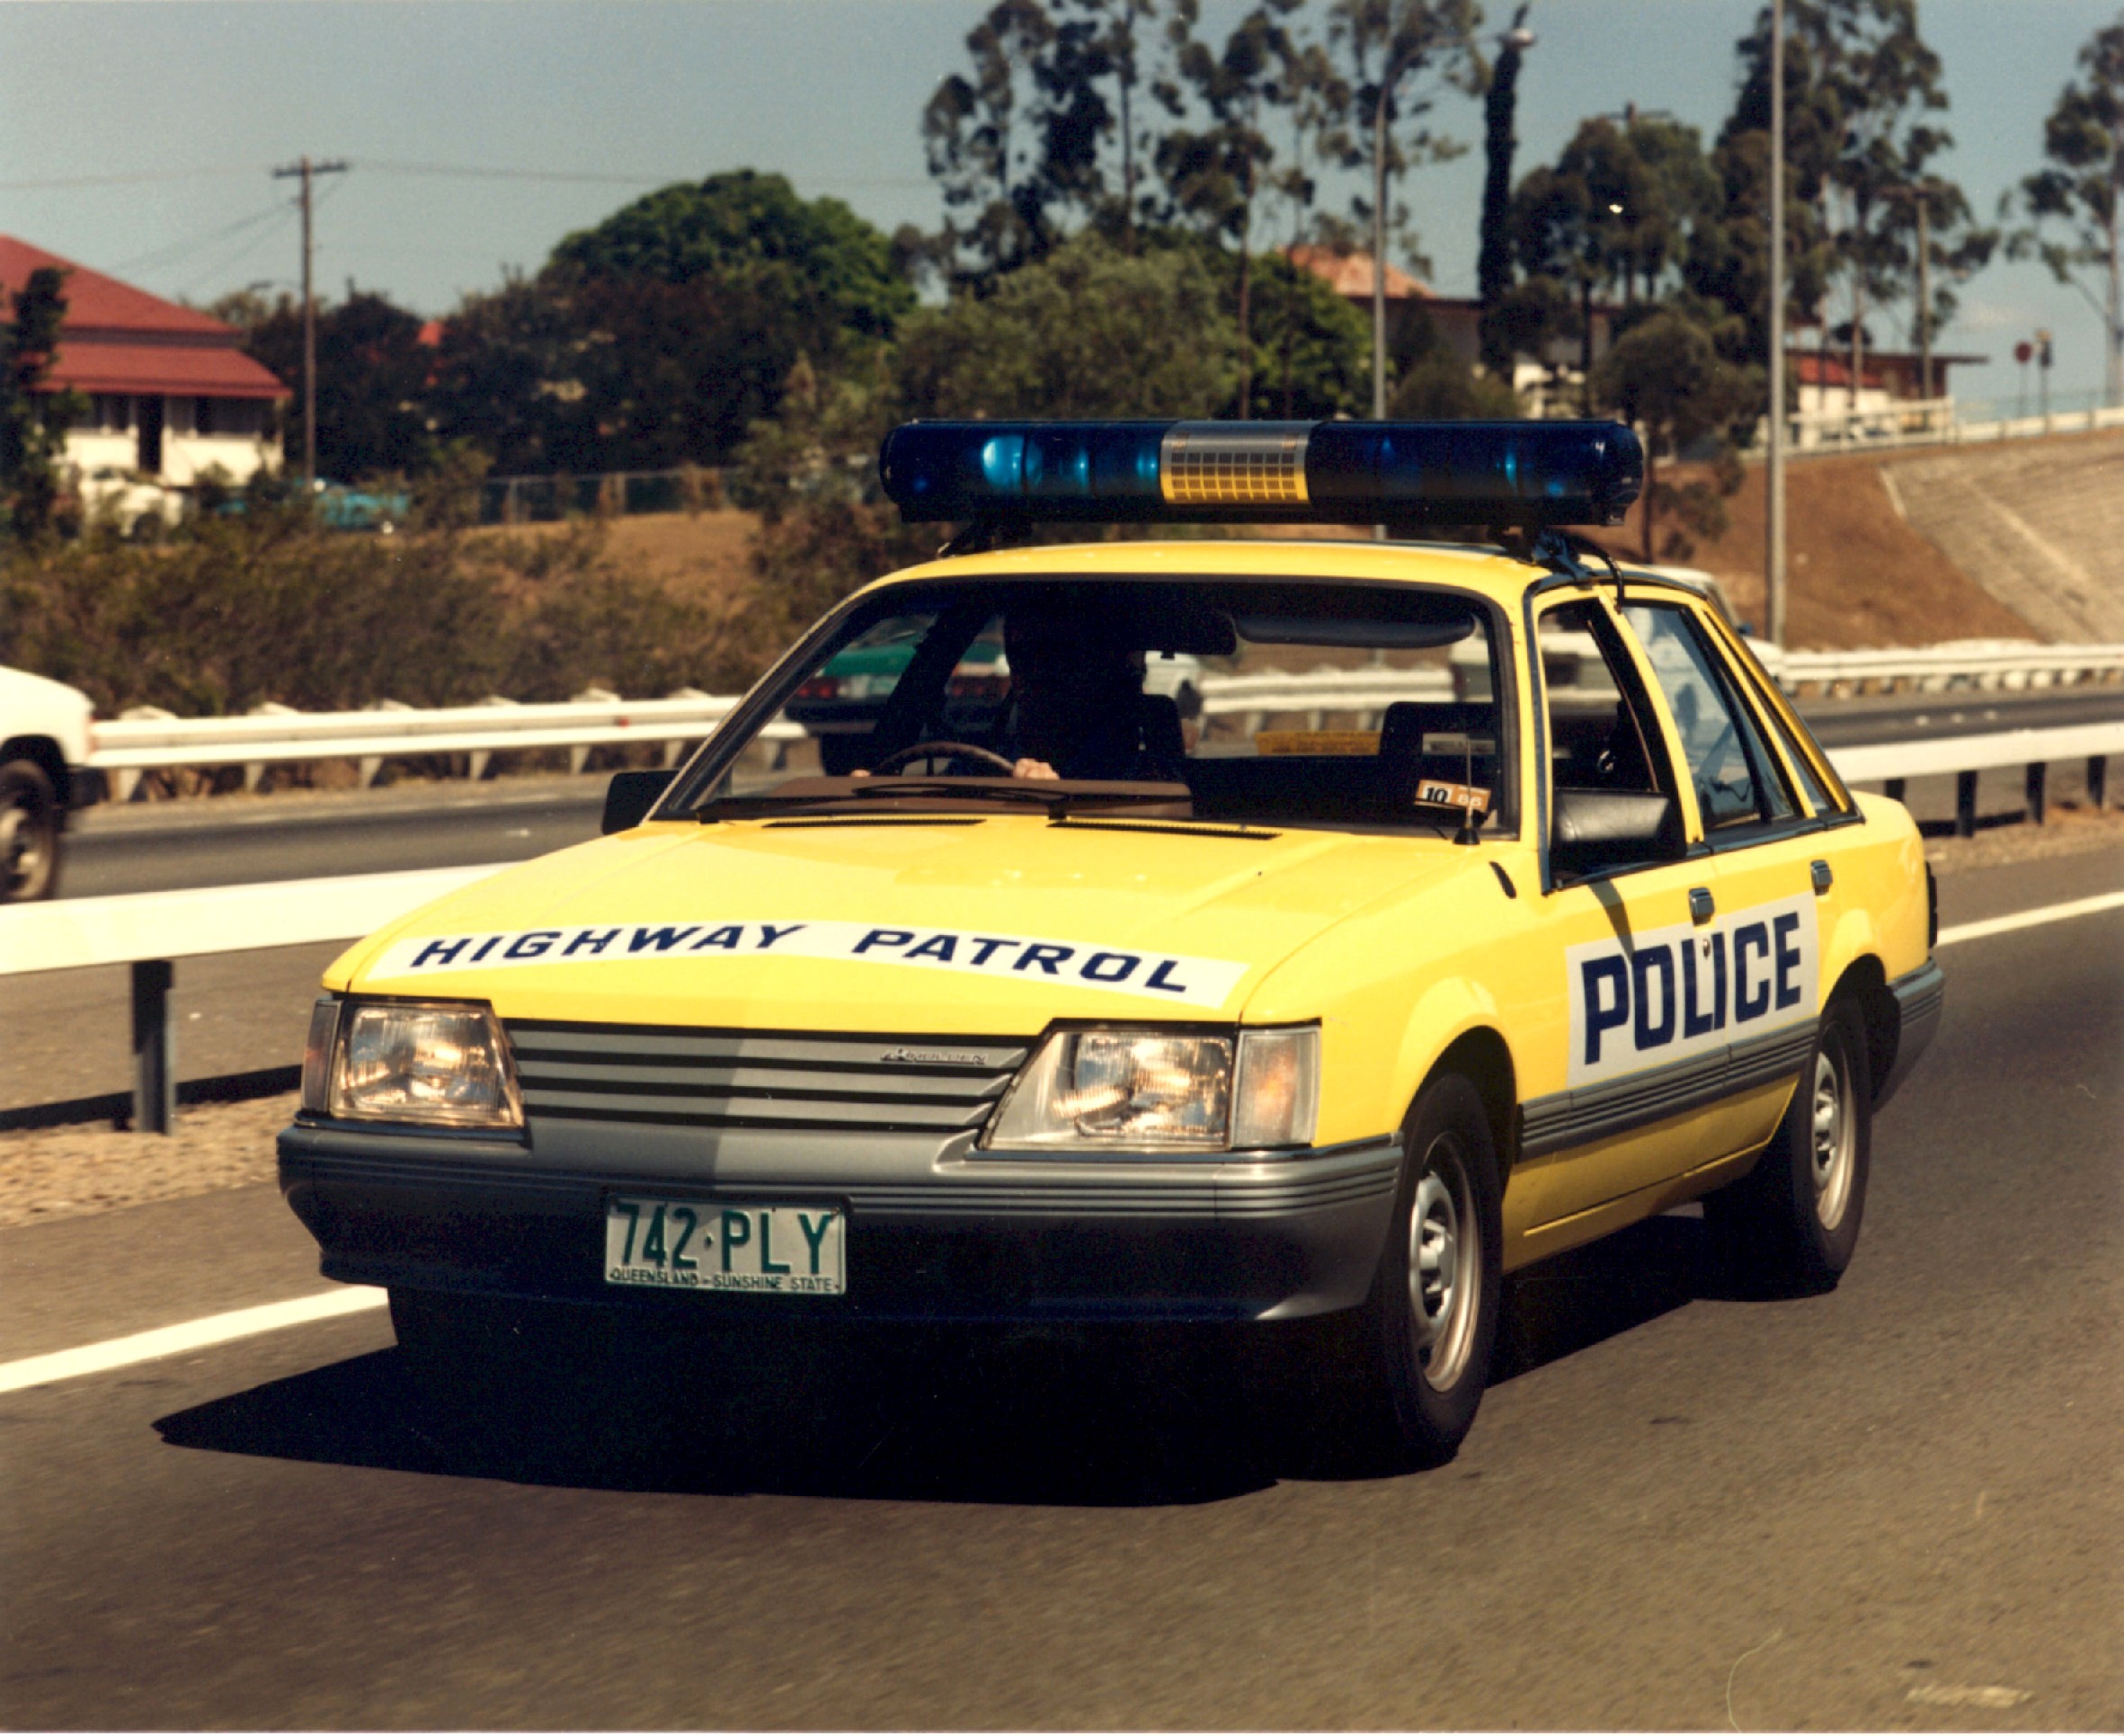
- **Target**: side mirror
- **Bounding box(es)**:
[1551,789,1684,881]
[601,769,676,835]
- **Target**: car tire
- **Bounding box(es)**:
[1703,998,1871,1295]
[1318,1073,1503,1469]
[0,759,61,903]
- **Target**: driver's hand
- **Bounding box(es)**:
[1013,758,1059,780]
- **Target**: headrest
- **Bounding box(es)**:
[1380,701,1499,761]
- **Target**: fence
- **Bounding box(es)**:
[477,467,729,524]
[10,719,2120,1135]
[77,645,2124,799]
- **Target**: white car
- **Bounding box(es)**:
[0,665,97,901]
[78,466,186,539]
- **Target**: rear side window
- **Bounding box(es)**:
[1622,603,1797,831]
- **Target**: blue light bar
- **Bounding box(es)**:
[878,419,1644,528]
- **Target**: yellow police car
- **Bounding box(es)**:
[280,420,1942,1465]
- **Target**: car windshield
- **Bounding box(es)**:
[669,575,1512,834]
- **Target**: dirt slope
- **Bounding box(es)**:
[1595,449,2037,648]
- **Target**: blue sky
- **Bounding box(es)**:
[2,1,2116,409]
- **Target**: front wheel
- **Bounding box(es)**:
[1320,1073,1503,1468]
[0,760,61,903]
[1704,999,1871,1294]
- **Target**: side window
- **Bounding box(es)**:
[1723,638,1848,817]
[1622,603,1797,831]
[1540,600,1681,882]
[1539,601,1664,797]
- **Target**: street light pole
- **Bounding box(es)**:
[1765,0,1788,650]
[1372,67,1400,423]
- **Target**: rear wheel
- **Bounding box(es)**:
[0,760,60,903]
[1705,998,1871,1294]
[1319,1073,1503,1468]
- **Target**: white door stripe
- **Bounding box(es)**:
[0,1286,387,1395]
[1935,887,2124,948]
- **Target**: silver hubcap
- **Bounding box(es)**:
[0,805,45,895]
[1809,1046,1854,1231]
[1408,1136,1480,1392]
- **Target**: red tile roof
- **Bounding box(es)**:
[1,234,289,399]
[1283,245,1433,300]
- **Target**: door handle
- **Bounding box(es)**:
[1689,886,1716,923]
[1810,859,1834,895]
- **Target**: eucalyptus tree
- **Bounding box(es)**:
[923,0,1062,286]
[1326,0,1483,414]
[2007,16,2124,406]
[1476,5,1533,374]
[1156,0,1301,415]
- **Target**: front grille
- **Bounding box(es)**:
[505,1019,1030,1135]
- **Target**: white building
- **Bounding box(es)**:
[1,235,288,493]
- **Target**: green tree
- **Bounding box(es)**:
[2006,16,2124,407]
[924,0,1066,284]
[1249,247,1373,415]
[895,231,1241,418]
[1476,7,1533,373]
[552,170,913,343]
[1158,2,1300,415]
[240,286,436,480]
[1,267,85,540]
[1590,303,1754,563]
[1721,2,1983,411]
[1326,0,1481,283]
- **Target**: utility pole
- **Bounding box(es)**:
[1765,0,1787,649]
[271,155,348,492]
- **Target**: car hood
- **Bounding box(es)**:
[330,814,1472,1032]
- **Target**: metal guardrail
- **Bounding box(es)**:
[81,646,2122,797]
[88,690,800,798]
[1760,643,2124,697]
[6,720,2118,1136]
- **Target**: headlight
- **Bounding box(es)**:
[984,1026,1318,1153]
[307,998,522,1129]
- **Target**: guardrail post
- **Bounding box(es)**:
[2089,754,2109,810]
[130,959,175,1135]
[1884,778,1906,804]
[2025,761,2048,825]
[1955,771,1978,839]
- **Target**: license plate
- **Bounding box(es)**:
[604,1197,845,1296]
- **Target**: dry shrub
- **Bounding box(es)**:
[1,510,756,715]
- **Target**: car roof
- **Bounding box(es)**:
[866,536,1553,606]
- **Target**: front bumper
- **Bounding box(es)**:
[278,1119,1401,1325]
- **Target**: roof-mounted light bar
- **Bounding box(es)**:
[878,419,1644,529]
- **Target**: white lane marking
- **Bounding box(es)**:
[0,1286,387,1395]
[1936,887,2124,948]
[1906,1686,2032,1710]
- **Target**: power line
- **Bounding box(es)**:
[178,205,300,300]
[108,199,292,278]
[0,165,261,191]
[358,158,928,191]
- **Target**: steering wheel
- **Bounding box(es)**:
[869,740,1018,777]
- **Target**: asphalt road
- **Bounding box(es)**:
[1,852,2119,1729]
[51,689,2124,900]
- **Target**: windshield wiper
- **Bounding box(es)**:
[689,777,1192,823]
